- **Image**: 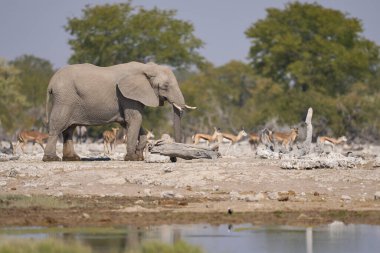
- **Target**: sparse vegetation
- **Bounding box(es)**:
[0,195,73,209]
[128,241,203,253]
[0,239,92,253]
[0,239,203,253]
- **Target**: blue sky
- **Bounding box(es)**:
[1,0,379,68]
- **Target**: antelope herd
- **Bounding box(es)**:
[10,125,348,156]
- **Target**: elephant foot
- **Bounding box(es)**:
[42,154,61,162]
[124,153,141,161]
[62,154,81,161]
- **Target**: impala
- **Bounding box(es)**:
[13,130,49,154]
[272,128,298,150]
[103,127,120,154]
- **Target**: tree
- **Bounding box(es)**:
[11,55,54,107]
[245,2,380,95]
[10,55,54,129]
[181,61,257,135]
[65,2,204,68]
[0,59,28,133]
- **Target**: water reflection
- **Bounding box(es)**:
[1,222,380,253]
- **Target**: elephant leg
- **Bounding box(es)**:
[43,105,76,162]
[62,125,81,161]
[43,134,61,161]
[136,127,148,161]
[124,113,142,161]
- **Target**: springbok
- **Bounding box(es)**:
[248,132,260,149]
[192,127,221,145]
[221,129,247,153]
[317,136,347,151]
[103,127,120,154]
[13,130,49,154]
[272,128,298,150]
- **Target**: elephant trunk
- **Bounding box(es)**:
[173,105,182,143]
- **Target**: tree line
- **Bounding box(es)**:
[1,2,379,142]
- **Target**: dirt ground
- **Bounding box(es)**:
[1,141,380,226]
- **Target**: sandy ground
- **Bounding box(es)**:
[1,141,380,226]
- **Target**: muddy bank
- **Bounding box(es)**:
[1,195,380,227]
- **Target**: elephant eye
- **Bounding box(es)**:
[161,83,169,90]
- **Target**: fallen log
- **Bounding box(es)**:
[147,140,220,160]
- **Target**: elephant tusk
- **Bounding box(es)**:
[172,103,183,112]
[185,105,197,110]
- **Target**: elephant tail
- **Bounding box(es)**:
[44,88,53,127]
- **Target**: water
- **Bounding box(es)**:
[1,221,380,253]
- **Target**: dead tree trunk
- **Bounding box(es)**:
[301,107,313,154]
[147,140,220,160]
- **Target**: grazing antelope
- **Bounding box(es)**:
[317,136,347,151]
[103,127,120,154]
[193,127,221,145]
[13,130,49,154]
[272,128,298,150]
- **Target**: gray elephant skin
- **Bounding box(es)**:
[43,61,193,162]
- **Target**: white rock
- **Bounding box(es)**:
[374,191,380,200]
[60,182,78,187]
[161,191,175,198]
[0,181,7,187]
[194,191,206,197]
[254,192,267,201]
[341,195,352,202]
[23,182,39,188]
[54,192,64,197]
[229,191,240,200]
[175,194,184,199]
[144,188,152,197]
[162,166,174,173]
[135,199,144,204]
[213,185,220,192]
[244,195,259,202]
[267,192,279,200]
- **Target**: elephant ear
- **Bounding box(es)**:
[117,74,159,107]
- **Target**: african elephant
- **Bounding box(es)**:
[43,61,195,162]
